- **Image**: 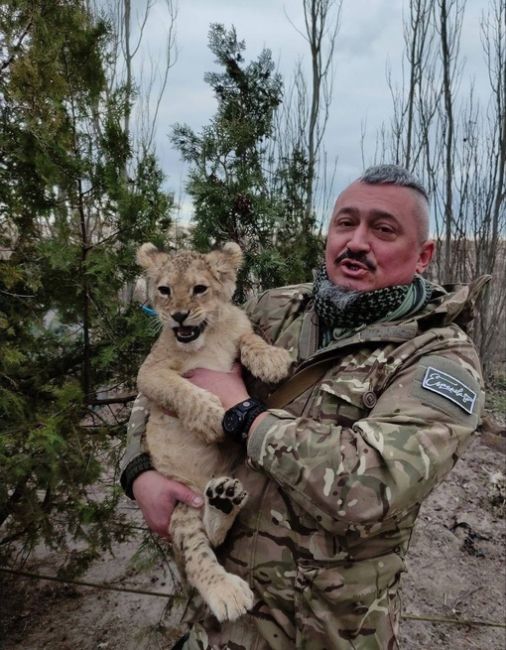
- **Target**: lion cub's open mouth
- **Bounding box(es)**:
[173,322,207,344]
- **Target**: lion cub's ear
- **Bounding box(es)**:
[206,242,243,295]
[136,243,168,270]
[207,242,243,274]
[221,242,243,270]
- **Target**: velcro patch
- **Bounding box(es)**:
[421,366,477,414]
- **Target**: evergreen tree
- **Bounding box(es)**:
[171,24,287,299]
[271,146,324,284]
[0,0,171,572]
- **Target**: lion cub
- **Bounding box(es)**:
[136,241,292,622]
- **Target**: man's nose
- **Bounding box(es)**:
[346,224,370,252]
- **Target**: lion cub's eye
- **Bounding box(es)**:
[193,284,208,295]
[158,285,171,296]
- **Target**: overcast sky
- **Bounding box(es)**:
[125,0,493,225]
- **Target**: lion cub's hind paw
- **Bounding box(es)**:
[203,477,248,547]
[207,573,254,622]
[206,477,247,515]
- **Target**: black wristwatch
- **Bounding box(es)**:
[222,398,267,443]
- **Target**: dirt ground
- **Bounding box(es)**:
[1,429,505,650]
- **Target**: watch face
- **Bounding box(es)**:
[223,410,241,434]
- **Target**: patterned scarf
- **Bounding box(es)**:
[312,264,432,346]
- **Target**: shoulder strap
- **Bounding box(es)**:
[266,357,336,409]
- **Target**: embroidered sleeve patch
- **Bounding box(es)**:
[421,366,477,414]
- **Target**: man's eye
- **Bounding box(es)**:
[158,285,171,296]
[193,285,208,295]
[335,219,354,229]
[376,224,395,235]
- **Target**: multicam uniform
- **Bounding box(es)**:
[122,277,487,650]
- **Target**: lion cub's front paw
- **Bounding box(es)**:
[245,345,292,384]
[181,392,225,444]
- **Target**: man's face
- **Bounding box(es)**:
[325,181,434,292]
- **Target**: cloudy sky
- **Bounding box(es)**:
[125,0,493,224]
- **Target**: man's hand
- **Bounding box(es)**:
[185,363,249,410]
[185,362,268,435]
[132,470,203,538]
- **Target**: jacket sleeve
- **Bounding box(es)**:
[246,343,485,536]
[119,394,150,477]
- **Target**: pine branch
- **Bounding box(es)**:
[0,16,33,74]
[88,394,137,406]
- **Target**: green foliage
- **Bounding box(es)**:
[171,24,324,298]
[0,0,171,573]
[271,145,324,282]
[171,25,286,298]
[0,10,327,577]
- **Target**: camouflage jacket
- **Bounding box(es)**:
[122,277,487,650]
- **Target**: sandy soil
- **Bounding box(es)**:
[1,430,505,650]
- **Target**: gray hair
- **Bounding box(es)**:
[359,164,430,240]
[360,164,429,201]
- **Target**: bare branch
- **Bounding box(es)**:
[0,13,32,74]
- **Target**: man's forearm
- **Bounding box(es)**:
[120,394,152,498]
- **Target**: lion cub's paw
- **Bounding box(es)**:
[206,477,247,515]
[181,392,225,443]
[203,477,248,547]
[206,573,254,622]
[244,345,292,384]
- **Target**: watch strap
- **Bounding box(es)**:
[223,398,267,443]
[240,402,267,441]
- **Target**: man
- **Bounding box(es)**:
[121,165,487,649]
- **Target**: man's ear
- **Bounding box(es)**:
[136,243,168,270]
[416,240,435,274]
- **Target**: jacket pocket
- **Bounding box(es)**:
[310,374,371,427]
[294,554,403,648]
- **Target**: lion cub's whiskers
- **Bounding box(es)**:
[148,318,163,336]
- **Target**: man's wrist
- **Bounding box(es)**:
[120,453,153,499]
[247,411,269,437]
[222,398,267,444]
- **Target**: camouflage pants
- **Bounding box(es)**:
[181,567,401,649]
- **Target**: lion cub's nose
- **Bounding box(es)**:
[172,311,189,324]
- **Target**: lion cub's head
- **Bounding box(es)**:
[136,242,243,349]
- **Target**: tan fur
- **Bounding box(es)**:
[136,242,292,622]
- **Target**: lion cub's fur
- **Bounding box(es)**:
[136,242,292,622]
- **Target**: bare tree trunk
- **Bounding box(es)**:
[114,0,177,155]
[64,44,93,398]
[487,0,506,266]
[123,0,132,142]
[380,0,439,174]
[302,0,341,225]
[77,175,92,399]
[374,0,505,378]
[475,0,506,375]
[404,0,433,168]
[439,0,457,282]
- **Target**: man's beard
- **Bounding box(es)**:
[321,248,377,307]
[317,276,362,310]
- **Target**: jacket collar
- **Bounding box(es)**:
[296,275,490,368]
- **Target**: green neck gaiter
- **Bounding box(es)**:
[312,264,432,347]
